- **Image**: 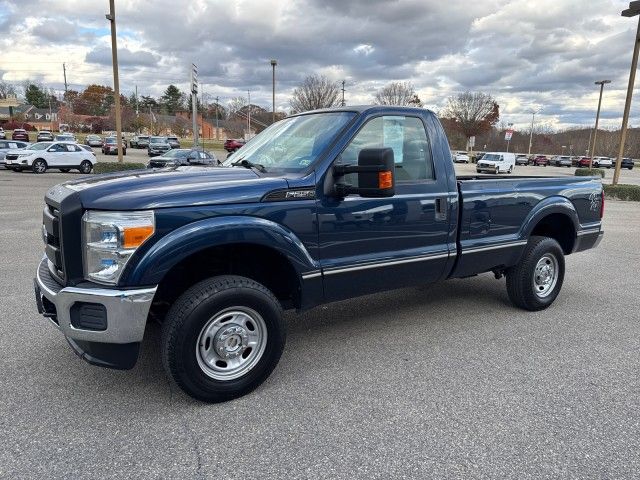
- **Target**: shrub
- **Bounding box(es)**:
[575,168,605,178]
[94,162,146,174]
[603,184,640,201]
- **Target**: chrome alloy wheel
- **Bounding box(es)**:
[196,307,267,380]
[533,253,559,298]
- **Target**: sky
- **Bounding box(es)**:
[1,0,639,130]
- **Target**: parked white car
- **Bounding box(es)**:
[476,152,516,174]
[593,156,613,168]
[4,141,96,174]
[452,151,470,163]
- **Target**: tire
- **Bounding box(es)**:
[506,236,565,311]
[508,166,513,174]
[161,275,286,403]
[79,160,93,174]
[59,168,70,173]
[32,159,47,174]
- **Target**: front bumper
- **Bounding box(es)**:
[34,257,157,369]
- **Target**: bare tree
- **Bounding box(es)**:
[0,81,17,99]
[227,96,248,116]
[289,75,340,113]
[374,82,422,107]
[441,92,499,146]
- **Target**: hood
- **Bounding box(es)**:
[64,166,288,210]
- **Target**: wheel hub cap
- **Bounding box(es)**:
[214,324,249,359]
[533,254,559,298]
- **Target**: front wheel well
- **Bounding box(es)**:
[530,213,576,254]
[149,243,301,324]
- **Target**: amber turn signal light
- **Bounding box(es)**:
[123,225,154,249]
[378,171,393,189]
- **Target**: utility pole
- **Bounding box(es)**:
[48,95,53,131]
[215,95,219,140]
[271,59,277,124]
[135,85,139,116]
[614,2,640,185]
[62,63,68,94]
[341,80,346,106]
[191,63,199,147]
[247,90,251,135]
[589,79,611,169]
[106,0,123,163]
[527,109,540,155]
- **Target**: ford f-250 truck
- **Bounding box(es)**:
[34,106,604,402]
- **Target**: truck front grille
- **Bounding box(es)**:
[43,204,65,284]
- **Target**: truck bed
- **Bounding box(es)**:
[450,175,603,278]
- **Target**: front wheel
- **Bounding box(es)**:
[79,160,93,174]
[32,159,47,174]
[506,236,565,311]
[161,275,286,403]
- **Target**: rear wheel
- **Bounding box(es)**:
[506,236,565,311]
[32,159,47,174]
[79,160,93,174]
[161,275,286,403]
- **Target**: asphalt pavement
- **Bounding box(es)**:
[0,170,639,479]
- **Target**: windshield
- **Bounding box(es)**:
[482,154,502,161]
[105,138,116,144]
[223,111,356,173]
[162,149,190,158]
[150,137,167,144]
[27,143,51,151]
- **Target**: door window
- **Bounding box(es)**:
[339,116,434,184]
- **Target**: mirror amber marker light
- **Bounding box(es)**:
[378,171,393,189]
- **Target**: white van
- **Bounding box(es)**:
[476,151,516,174]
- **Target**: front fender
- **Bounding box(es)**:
[519,196,579,238]
[122,215,319,286]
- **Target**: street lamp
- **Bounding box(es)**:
[105,0,123,163]
[614,1,640,184]
[589,79,611,168]
[270,59,277,124]
[527,108,541,155]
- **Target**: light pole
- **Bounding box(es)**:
[215,95,219,141]
[270,59,277,124]
[614,1,640,185]
[106,0,123,163]
[527,108,540,155]
[589,79,611,168]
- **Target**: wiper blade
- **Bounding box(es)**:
[233,158,267,173]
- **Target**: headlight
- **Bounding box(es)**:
[82,210,155,285]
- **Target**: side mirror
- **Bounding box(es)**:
[333,147,396,198]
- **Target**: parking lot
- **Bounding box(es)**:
[1,170,639,479]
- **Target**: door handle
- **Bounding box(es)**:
[435,197,447,221]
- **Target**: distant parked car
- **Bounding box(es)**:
[577,157,592,168]
[593,156,613,168]
[102,136,127,155]
[36,130,54,142]
[532,155,549,166]
[515,154,529,166]
[0,127,5,139]
[130,135,150,148]
[224,138,246,152]
[551,155,572,167]
[148,136,171,156]
[147,148,219,168]
[85,134,103,147]
[167,136,181,149]
[12,129,29,141]
[55,134,76,142]
[619,157,635,170]
[0,140,30,168]
[452,151,469,163]
[4,141,95,173]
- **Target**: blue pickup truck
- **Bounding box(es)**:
[35,106,604,402]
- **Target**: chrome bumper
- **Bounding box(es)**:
[35,257,156,344]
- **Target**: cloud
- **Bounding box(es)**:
[0,0,638,128]
[85,46,160,68]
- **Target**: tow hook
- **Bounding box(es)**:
[492,269,504,280]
